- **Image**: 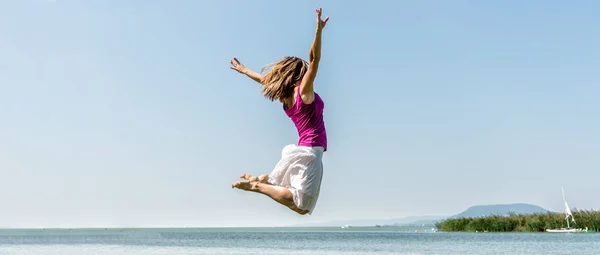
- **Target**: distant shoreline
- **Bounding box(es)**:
[0,226,429,232]
[436,210,600,232]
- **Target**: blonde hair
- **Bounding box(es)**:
[260,56,308,102]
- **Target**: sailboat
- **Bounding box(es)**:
[546,187,594,233]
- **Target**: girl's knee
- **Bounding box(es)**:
[290,205,309,215]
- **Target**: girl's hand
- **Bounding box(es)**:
[316,8,329,30]
[230,57,248,74]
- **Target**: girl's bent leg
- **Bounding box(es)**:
[232,180,309,215]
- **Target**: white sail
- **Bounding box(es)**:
[562,186,576,227]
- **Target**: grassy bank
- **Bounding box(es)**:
[435,210,600,232]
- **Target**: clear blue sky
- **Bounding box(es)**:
[1,0,598,228]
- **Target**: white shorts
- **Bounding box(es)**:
[268,144,324,214]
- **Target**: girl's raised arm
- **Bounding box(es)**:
[300,8,329,95]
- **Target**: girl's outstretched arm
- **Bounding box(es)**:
[242,69,263,84]
[230,57,263,84]
[301,8,329,95]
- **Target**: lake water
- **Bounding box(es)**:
[0,227,598,254]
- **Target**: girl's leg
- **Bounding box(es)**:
[232,180,309,215]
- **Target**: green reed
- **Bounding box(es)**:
[435,210,600,232]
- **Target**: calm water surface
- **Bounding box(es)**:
[0,227,597,254]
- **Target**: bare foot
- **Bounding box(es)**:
[232,180,258,191]
[240,174,269,183]
[240,174,259,182]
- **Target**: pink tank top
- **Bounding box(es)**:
[284,86,328,151]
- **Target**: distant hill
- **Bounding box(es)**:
[450,203,549,219]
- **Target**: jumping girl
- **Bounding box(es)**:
[229,8,330,215]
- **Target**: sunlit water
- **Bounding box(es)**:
[0,227,598,254]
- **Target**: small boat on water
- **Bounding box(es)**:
[546,187,594,233]
[546,227,593,233]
